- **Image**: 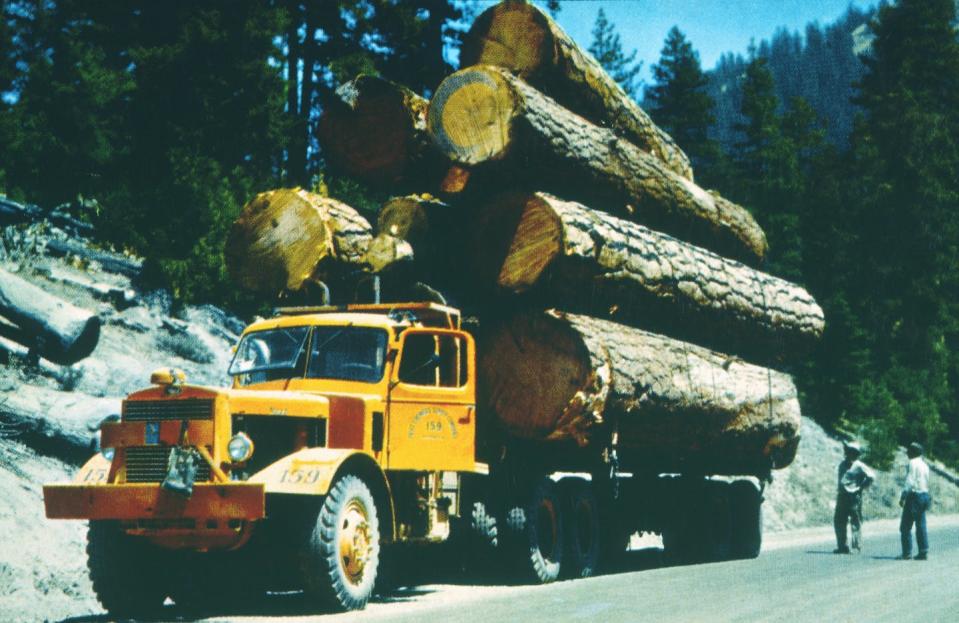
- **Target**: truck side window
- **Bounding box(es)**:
[399,333,467,388]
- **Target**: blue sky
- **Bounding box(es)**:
[522,0,875,80]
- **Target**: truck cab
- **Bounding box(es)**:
[44,303,485,614]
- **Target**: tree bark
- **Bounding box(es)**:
[318,75,447,188]
[0,268,101,365]
[224,188,372,295]
[428,65,767,265]
[479,310,800,474]
[461,0,693,180]
[472,192,823,364]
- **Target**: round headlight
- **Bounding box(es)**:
[100,446,115,461]
[227,432,254,462]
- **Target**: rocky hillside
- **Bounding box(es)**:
[0,213,956,622]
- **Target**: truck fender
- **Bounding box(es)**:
[248,448,395,540]
[74,453,111,484]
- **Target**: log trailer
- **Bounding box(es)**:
[44,302,794,615]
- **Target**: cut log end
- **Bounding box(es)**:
[318,76,425,184]
[225,189,333,294]
[494,193,563,291]
[460,1,552,78]
[480,312,591,439]
[428,67,516,165]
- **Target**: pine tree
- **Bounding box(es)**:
[646,27,718,173]
[588,8,642,99]
[844,0,959,461]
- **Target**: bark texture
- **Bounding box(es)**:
[0,268,101,364]
[318,75,447,187]
[225,188,372,295]
[428,66,767,264]
[461,0,693,180]
[475,192,823,363]
[479,310,800,473]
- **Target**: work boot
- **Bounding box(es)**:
[833,547,850,554]
[897,553,911,560]
[914,553,928,560]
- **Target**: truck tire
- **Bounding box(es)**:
[503,478,564,583]
[87,520,170,617]
[729,480,763,559]
[562,479,600,578]
[663,481,733,564]
[703,480,733,562]
[301,475,380,611]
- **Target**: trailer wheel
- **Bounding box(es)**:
[87,520,170,617]
[562,479,600,578]
[504,478,564,583]
[729,480,762,559]
[301,475,380,611]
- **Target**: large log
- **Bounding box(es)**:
[461,0,693,180]
[225,188,372,295]
[318,75,447,188]
[0,268,101,365]
[428,65,767,264]
[479,310,801,474]
[473,192,823,363]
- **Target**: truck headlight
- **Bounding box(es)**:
[227,432,254,462]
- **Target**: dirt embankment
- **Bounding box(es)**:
[0,217,956,622]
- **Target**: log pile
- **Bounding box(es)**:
[229,0,823,474]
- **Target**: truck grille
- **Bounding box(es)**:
[124,446,212,483]
[123,399,214,421]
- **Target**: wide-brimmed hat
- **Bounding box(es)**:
[843,440,862,455]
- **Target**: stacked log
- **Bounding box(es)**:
[229,1,821,474]
[461,0,693,180]
[427,65,767,265]
[317,76,448,189]
[479,310,801,470]
[469,192,823,364]
[224,188,372,296]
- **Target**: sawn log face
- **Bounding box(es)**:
[461,0,693,180]
[479,310,801,473]
[225,188,371,295]
[481,192,824,364]
[428,66,767,265]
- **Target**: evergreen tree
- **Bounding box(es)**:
[646,27,719,173]
[588,8,642,99]
[844,0,959,462]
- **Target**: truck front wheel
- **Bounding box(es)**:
[87,520,170,617]
[301,475,380,611]
[729,480,762,559]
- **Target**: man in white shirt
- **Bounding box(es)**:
[899,442,931,560]
[834,441,875,553]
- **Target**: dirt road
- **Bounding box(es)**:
[54,515,959,623]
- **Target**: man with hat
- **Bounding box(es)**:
[834,440,875,553]
[899,442,931,560]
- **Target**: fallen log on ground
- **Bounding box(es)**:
[479,310,801,474]
[473,192,823,363]
[225,188,372,296]
[461,0,693,180]
[318,75,448,188]
[0,268,101,365]
[428,65,767,264]
[44,238,142,278]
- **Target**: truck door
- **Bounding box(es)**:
[386,328,476,471]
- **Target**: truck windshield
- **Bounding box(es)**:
[229,327,310,379]
[306,326,388,383]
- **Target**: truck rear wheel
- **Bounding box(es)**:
[301,475,380,611]
[87,520,170,617]
[562,479,600,578]
[503,478,564,583]
[729,480,762,559]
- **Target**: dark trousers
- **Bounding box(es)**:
[834,491,863,550]
[900,492,931,556]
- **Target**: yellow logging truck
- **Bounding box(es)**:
[44,303,767,616]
